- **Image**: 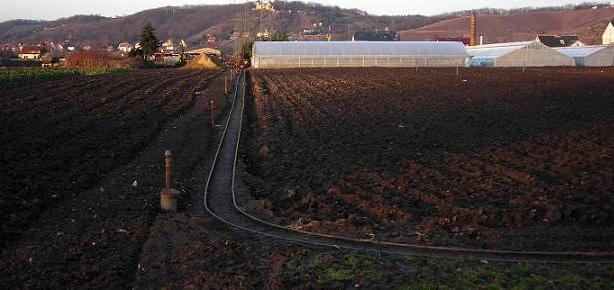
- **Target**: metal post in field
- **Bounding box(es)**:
[164,151,172,188]
[210,99,214,127]
[225,75,228,95]
[160,150,180,212]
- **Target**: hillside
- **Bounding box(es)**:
[400,7,614,45]
[2,2,613,50]
[0,1,445,49]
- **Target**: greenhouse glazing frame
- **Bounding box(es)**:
[556,45,614,67]
[467,41,575,67]
[251,41,468,69]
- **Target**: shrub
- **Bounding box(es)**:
[65,50,135,70]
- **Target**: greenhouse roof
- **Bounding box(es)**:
[555,45,612,57]
[466,41,537,59]
[252,41,468,57]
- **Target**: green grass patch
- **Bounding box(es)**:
[0,68,130,83]
[280,252,386,287]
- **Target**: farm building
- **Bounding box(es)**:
[18,46,45,60]
[467,41,575,67]
[536,35,584,48]
[251,41,468,69]
[603,21,614,45]
[556,45,614,67]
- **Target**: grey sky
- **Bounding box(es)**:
[0,0,608,22]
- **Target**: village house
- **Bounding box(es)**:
[162,39,175,53]
[1,43,18,57]
[118,42,134,54]
[43,41,64,56]
[207,34,217,43]
[603,21,614,45]
[231,32,239,40]
[536,35,584,47]
[18,45,45,60]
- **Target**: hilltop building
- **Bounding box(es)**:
[536,35,584,47]
[603,21,614,44]
[255,0,275,12]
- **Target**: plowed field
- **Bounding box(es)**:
[243,68,614,251]
[0,69,229,287]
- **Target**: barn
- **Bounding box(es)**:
[556,45,614,67]
[251,41,468,69]
[467,41,575,67]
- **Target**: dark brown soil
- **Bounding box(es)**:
[242,67,614,251]
[1,68,612,288]
[0,69,230,287]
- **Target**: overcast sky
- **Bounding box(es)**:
[0,0,608,22]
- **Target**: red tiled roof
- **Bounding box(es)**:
[20,46,44,54]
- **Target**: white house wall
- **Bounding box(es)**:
[603,23,614,45]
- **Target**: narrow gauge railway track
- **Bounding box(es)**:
[203,70,614,264]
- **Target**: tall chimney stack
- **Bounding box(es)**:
[470,12,478,46]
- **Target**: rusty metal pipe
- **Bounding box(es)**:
[160,150,180,212]
[164,150,172,188]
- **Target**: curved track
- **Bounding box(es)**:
[203,70,614,264]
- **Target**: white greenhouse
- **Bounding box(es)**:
[555,45,614,67]
[467,41,575,67]
[251,41,468,69]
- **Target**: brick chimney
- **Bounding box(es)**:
[470,12,478,46]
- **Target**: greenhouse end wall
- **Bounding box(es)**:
[251,41,469,69]
[584,50,614,66]
[557,46,614,67]
[496,48,575,67]
[467,41,575,68]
